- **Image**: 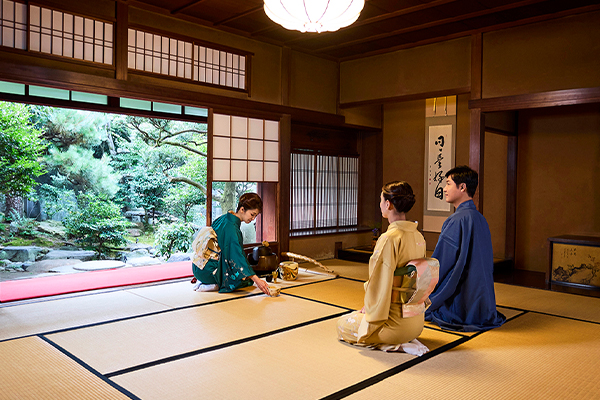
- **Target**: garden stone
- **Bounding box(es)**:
[0,251,8,260]
[128,228,143,237]
[74,260,125,271]
[42,250,96,261]
[1,246,45,262]
[28,259,82,274]
[125,256,162,267]
[126,243,153,251]
[37,221,67,237]
[167,252,191,262]
[7,263,25,272]
[21,261,34,271]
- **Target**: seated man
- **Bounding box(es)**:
[425,166,506,332]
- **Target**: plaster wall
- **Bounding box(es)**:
[288,51,338,114]
[483,11,600,98]
[339,37,470,105]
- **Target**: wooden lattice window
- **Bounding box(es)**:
[128,28,248,91]
[29,5,113,64]
[290,153,358,234]
[0,0,27,50]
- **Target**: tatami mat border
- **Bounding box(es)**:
[496,304,600,326]
[38,335,142,400]
[103,311,348,378]
[0,293,261,343]
[1,277,339,343]
[321,334,474,400]
[282,291,355,311]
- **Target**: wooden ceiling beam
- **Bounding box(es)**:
[171,0,210,15]
[283,0,459,45]
[338,3,600,61]
[314,0,549,53]
[214,5,263,27]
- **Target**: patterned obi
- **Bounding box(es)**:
[391,258,440,318]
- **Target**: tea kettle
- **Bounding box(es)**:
[247,241,278,273]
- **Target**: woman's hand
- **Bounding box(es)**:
[250,275,271,295]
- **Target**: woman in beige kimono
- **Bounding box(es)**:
[337,181,438,354]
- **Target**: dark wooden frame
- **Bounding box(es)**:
[547,235,600,294]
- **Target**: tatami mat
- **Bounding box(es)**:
[304,259,370,281]
[283,278,365,310]
[46,294,345,375]
[0,290,170,341]
[0,271,332,342]
[111,318,461,400]
[495,282,600,322]
[345,312,600,399]
[2,258,599,400]
[0,336,131,400]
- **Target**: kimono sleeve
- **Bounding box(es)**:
[217,222,256,292]
[428,219,464,311]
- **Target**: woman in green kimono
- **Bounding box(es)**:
[192,193,270,295]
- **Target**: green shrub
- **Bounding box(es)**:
[63,193,130,257]
[8,210,38,237]
[154,222,194,258]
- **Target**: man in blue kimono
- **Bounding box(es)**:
[425,166,506,331]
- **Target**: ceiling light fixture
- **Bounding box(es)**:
[264,0,365,33]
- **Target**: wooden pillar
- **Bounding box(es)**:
[505,131,518,263]
[278,114,291,254]
[115,2,128,81]
[470,33,485,212]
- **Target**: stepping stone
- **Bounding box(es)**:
[73,260,126,271]
[125,256,163,267]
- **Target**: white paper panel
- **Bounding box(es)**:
[230,160,247,181]
[264,120,279,141]
[213,137,230,159]
[213,159,230,181]
[264,141,278,162]
[231,138,247,160]
[231,116,247,138]
[213,114,231,137]
[248,118,263,139]
[248,140,263,160]
[264,162,278,182]
[248,161,263,181]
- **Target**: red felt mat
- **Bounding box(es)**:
[0,261,192,303]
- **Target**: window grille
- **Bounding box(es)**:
[128,28,192,79]
[0,0,26,50]
[128,28,247,91]
[290,153,358,233]
[29,5,113,64]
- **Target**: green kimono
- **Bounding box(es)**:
[192,212,256,293]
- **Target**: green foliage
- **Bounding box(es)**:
[63,193,131,257]
[37,182,77,220]
[32,107,111,149]
[46,146,121,197]
[154,222,194,258]
[0,102,47,197]
[4,237,55,247]
[8,210,38,237]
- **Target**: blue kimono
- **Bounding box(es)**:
[192,212,255,293]
[425,200,506,331]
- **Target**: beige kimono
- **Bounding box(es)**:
[337,221,438,350]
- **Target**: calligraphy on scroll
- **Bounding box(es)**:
[427,124,452,212]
